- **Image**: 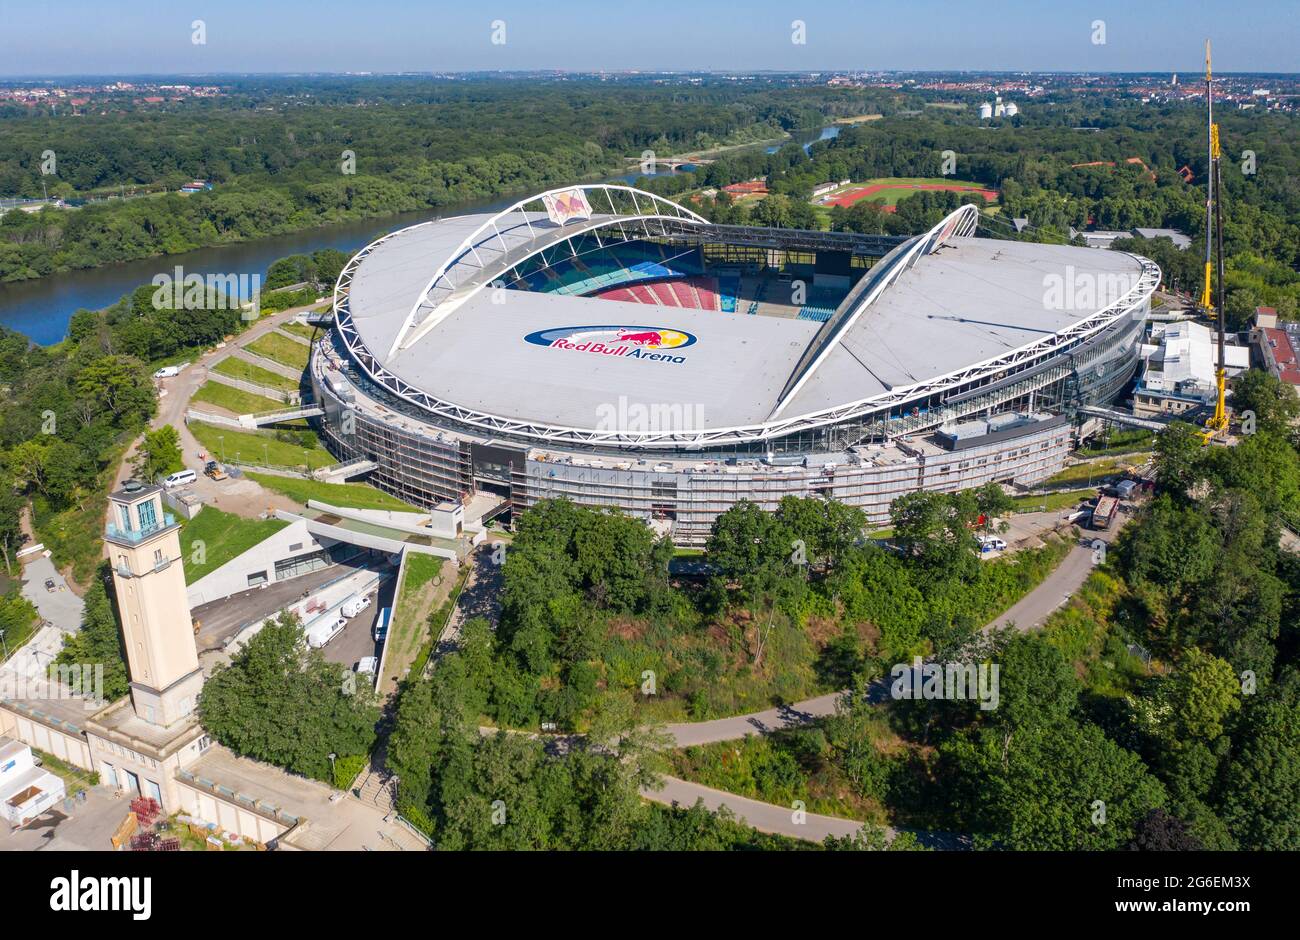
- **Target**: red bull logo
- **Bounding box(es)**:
[524,325,695,364]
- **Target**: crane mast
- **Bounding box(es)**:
[1201,40,1229,440]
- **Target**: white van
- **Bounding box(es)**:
[355,656,378,676]
[163,469,197,489]
[340,594,372,619]
[306,616,346,649]
[977,535,1007,553]
[153,365,181,379]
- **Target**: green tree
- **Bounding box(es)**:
[132,425,183,483]
[55,570,129,702]
[198,611,379,782]
[1231,368,1300,438]
[1217,692,1300,850]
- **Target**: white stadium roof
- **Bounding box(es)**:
[336,188,1159,447]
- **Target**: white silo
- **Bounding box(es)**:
[979,102,993,120]
[1004,101,1019,117]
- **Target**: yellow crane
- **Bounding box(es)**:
[1200,39,1229,442]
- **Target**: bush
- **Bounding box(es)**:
[332,753,367,790]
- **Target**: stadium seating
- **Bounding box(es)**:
[589,276,721,311]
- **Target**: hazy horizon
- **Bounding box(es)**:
[0,0,1296,77]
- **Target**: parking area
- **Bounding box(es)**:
[318,574,397,676]
[0,786,126,852]
[19,553,83,633]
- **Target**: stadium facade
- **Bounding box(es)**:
[311,184,1159,544]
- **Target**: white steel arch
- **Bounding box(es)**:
[387,183,708,356]
[769,203,980,421]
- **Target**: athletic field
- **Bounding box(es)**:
[820,177,999,211]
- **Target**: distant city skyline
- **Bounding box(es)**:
[0,0,1297,77]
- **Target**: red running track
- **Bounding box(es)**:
[824,182,999,209]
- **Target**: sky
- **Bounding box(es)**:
[0,0,1297,76]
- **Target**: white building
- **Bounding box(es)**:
[1134,321,1250,417]
[0,736,66,828]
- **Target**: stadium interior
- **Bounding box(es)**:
[501,235,858,322]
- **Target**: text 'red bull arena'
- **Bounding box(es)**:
[314,185,1159,544]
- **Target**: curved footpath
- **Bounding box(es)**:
[639,530,1118,845]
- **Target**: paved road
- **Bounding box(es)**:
[664,693,845,748]
[644,776,874,843]
[985,526,1119,633]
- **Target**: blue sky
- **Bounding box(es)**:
[1,0,1296,76]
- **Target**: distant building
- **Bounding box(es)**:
[1080,230,1131,249]
[978,102,993,120]
[1133,321,1250,417]
[1131,227,1192,250]
[1256,325,1300,388]
[811,179,850,198]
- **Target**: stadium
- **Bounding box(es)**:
[312,184,1160,544]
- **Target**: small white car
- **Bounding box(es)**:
[977,535,1007,553]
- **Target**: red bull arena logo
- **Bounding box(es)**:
[524,325,696,364]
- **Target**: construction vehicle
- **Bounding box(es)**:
[1091,495,1119,531]
[203,460,228,481]
[1199,39,1230,444]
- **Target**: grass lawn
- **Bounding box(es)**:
[380,554,451,695]
[189,422,332,470]
[212,356,300,392]
[31,748,99,795]
[1010,489,1094,514]
[244,472,420,511]
[1042,454,1150,489]
[179,506,288,584]
[279,321,320,341]
[191,381,285,415]
[244,332,310,371]
[1077,429,1157,457]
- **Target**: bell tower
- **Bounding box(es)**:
[104,480,203,727]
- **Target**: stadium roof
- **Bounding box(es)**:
[337,190,1159,446]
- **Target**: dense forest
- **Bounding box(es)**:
[0,79,894,282]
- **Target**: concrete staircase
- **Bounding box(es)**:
[352,762,396,813]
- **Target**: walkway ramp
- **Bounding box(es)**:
[241,404,324,428]
[313,457,378,482]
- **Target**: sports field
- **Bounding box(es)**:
[821,177,999,210]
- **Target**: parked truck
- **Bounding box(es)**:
[1091,495,1119,530]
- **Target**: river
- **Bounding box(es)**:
[0,126,840,345]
